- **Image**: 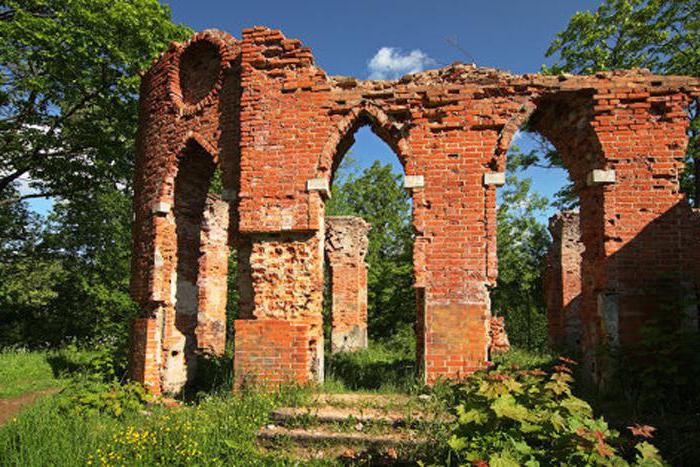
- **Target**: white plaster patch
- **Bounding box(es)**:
[151,202,171,214]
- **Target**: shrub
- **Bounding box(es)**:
[56,380,153,418]
[442,357,666,466]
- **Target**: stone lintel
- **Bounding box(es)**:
[483,172,506,186]
[587,169,616,186]
[403,175,424,190]
[151,202,171,215]
[307,178,330,197]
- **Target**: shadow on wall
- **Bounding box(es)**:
[549,200,700,376]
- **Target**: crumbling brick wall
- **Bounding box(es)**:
[325,216,371,353]
[544,211,584,350]
[130,25,700,394]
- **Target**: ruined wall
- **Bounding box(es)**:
[129,30,240,394]
[488,316,511,355]
[131,25,700,394]
[325,216,371,353]
[544,211,584,350]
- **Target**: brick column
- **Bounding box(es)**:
[233,229,325,388]
[544,211,583,351]
[325,216,371,353]
[195,194,230,355]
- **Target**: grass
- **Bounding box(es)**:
[0,374,326,466]
[2,343,678,465]
[0,349,68,399]
[324,332,420,394]
[491,346,556,369]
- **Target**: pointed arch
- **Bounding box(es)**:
[316,103,411,180]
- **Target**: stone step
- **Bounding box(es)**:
[257,393,444,463]
[309,392,418,408]
[270,404,446,426]
[258,425,422,463]
[258,425,425,446]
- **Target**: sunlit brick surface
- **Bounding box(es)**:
[129,26,700,393]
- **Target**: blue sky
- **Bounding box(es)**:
[163,0,599,220]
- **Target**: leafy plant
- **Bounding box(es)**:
[56,380,153,418]
[442,357,666,466]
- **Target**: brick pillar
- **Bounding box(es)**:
[233,229,325,388]
[407,131,495,384]
[544,211,583,351]
[195,194,230,355]
[534,88,700,379]
[324,216,371,353]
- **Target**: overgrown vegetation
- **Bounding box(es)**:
[325,328,418,393]
[577,281,700,466]
[441,354,665,466]
[0,348,316,465]
[0,0,191,348]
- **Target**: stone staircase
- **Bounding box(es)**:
[257,392,450,464]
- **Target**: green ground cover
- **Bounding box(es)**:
[0,350,67,399]
[0,346,671,466]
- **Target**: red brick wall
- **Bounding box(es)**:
[130,25,700,393]
[129,30,240,393]
[233,319,312,388]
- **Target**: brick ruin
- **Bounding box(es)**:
[544,211,584,350]
[129,27,700,394]
[325,216,371,354]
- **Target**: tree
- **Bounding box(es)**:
[491,149,551,350]
[0,0,191,204]
[544,0,700,201]
[0,183,64,345]
[326,159,415,341]
[0,0,190,347]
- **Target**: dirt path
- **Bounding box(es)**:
[0,388,60,426]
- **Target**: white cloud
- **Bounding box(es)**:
[367,47,436,80]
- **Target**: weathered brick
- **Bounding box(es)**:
[129,26,700,394]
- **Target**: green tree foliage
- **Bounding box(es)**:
[326,158,415,341]
[544,0,700,201]
[0,184,64,344]
[0,0,191,203]
[0,1,191,347]
[491,149,551,351]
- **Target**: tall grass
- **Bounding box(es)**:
[324,329,420,393]
[0,382,321,466]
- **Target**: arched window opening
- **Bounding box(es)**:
[323,125,416,390]
[168,140,232,394]
[491,128,582,356]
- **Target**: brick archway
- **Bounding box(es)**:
[130,26,700,394]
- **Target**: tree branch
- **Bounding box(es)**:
[0,190,64,206]
[0,167,30,194]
